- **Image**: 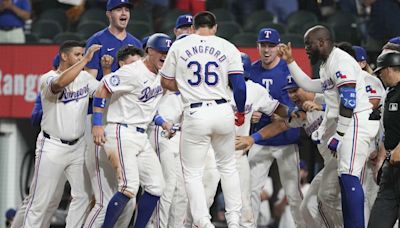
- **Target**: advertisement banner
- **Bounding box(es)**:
[0,45,311,118]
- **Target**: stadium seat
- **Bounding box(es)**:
[39,8,68,31]
[126,21,153,40]
[216,21,243,40]
[230,32,257,47]
[164,9,190,24]
[211,8,236,22]
[80,8,108,25]
[53,32,83,44]
[77,21,105,39]
[243,10,275,32]
[287,10,318,34]
[130,9,153,24]
[330,24,360,45]
[25,33,39,44]
[159,20,176,34]
[255,22,286,35]
[280,33,304,47]
[32,20,63,41]
[301,21,331,36]
[327,11,357,27]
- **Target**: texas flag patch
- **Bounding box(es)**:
[366,85,377,94]
[335,71,347,79]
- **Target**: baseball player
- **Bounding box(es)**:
[84,46,145,228]
[174,14,194,39]
[278,25,379,228]
[236,78,343,228]
[92,33,172,228]
[160,11,247,228]
[22,41,101,228]
[247,27,304,227]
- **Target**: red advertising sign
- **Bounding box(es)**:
[0,45,311,118]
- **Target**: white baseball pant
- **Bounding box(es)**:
[12,176,66,228]
[181,102,241,227]
[84,117,134,228]
[23,132,92,228]
[248,144,306,228]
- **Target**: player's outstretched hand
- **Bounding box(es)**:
[92,125,106,146]
[235,136,254,151]
[84,44,102,62]
[302,101,323,112]
[101,54,114,70]
[390,147,400,166]
[277,42,294,64]
[235,112,245,126]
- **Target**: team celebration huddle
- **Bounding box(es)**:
[9,0,400,227]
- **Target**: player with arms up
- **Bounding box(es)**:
[92,33,172,228]
[278,25,379,228]
[160,11,247,228]
[23,41,101,228]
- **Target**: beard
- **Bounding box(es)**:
[309,50,321,65]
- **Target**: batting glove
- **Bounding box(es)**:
[311,130,321,144]
[235,112,245,126]
[328,132,343,154]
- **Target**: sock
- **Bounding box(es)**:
[133,191,160,228]
[339,174,365,228]
[103,191,130,228]
[338,176,350,226]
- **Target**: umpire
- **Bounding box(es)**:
[368,52,400,228]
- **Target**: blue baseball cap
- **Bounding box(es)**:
[175,14,193,29]
[52,54,60,69]
[141,35,149,49]
[5,208,16,220]
[388,37,400,45]
[257,28,280,44]
[282,75,298,90]
[106,0,132,11]
[352,46,367,62]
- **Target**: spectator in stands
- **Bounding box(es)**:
[175,0,205,15]
[0,0,31,43]
[365,0,400,52]
[264,0,298,23]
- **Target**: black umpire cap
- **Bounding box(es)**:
[374,52,400,73]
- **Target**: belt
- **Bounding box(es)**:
[119,123,146,133]
[0,26,20,31]
[190,99,227,109]
[43,131,79,146]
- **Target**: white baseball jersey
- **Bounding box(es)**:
[160,34,244,104]
[319,47,372,120]
[363,71,385,103]
[40,70,99,140]
[102,59,163,128]
[231,80,279,137]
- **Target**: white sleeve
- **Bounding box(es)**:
[365,75,385,100]
[102,64,137,93]
[160,45,177,80]
[288,118,304,128]
[40,73,60,100]
[287,61,323,93]
[227,44,244,74]
[253,84,279,115]
[331,59,358,88]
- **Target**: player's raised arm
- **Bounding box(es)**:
[92,81,111,146]
[51,44,102,93]
[278,42,323,93]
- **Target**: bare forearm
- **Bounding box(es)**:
[161,77,179,91]
[11,4,30,21]
[52,58,89,93]
[259,120,288,139]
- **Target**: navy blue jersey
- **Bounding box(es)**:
[85,28,142,80]
[249,59,300,146]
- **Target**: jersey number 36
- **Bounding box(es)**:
[187,61,219,86]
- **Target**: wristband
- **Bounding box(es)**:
[93,97,106,108]
[337,115,351,135]
[251,132,263,144]
[321,104,326,111]
[93,112,103,126]
[154,115,166,126]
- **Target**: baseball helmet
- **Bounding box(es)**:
[241,52,251,79]
[374,52,400,73]
[146,33,173,53]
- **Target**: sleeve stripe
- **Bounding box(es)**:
[337,80,356,87]
[103,80,114,93]
[369,96,382,99]
[228,70,244,75]
[160,72,175,80]
[268,100,280,116]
